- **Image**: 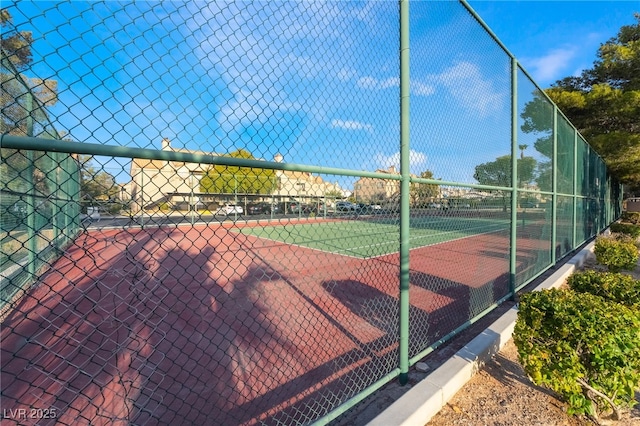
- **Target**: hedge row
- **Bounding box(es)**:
[567,270,640,308]
[514,289,640,420]
[594,234,639,272]
[620,211,640,225]
[514,227,640,421]
[609,222,640,238]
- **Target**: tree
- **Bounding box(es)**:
[474,155,537,210]
[518,144,528,160]
[519,90,556,192]
[0,9,33,71]
[412,170,440,205]
[474,155,537,188]
[1,9,61,207]
[200,149,277,195]
[325,189,343,198]
[545,14,640,193]
[1,9,58,137]
[78,155,119,208]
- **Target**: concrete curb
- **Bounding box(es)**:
[368,241,595,426]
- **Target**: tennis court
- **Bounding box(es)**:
[1,0,622,423]
[0,211,549,425]
[236,215,512,258]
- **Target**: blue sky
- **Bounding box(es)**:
[7,1,638,187]
[468,1,638,88]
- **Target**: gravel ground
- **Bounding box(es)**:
[427,253,640,426]
[427,338,639,426]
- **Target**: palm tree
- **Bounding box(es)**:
[518,144,528,159]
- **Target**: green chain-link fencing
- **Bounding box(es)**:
[1,20,81,315]
[0,1,621,425]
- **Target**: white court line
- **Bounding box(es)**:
[238,232,367,260]
[237,221,511,260]
[365,224,510,259]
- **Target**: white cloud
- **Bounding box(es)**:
[435,61,505,116]
[357,76,399,90]
[179,1,408,152]
[374,150,428,171]
[356,76,435,96]
[410,150,427,165]
[187,1,351,133]
[524,47,578,83]
[337,68,358,82]
[330,119,373,133]
[412,81,435,96]
[354,1,378,27]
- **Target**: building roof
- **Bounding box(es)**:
[130,139,337,188]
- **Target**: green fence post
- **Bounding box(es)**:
[509,58,518,298]
[398,0,410,386]
[551,107,558,264]
[573,128,578,249]
[24,93,38,278]
[73,155,81,233]
[53,151,60,249]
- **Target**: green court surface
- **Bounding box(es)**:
[236,216,510,258]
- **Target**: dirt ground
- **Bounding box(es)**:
[427,253,640,426]
[427,338,640,426]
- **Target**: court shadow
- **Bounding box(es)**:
[125,241,312,425]
[0,222,525,426]
[0,226,309,425]
[406,269,510,351]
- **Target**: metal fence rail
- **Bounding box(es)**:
[0,1,621,425]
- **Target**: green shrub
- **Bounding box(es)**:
[567,270,640,308]
[514,289,640,419]
[594,235,639,272]
[609,222,640,238]
[621,211,640,225]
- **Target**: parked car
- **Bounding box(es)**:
[246,202,281,215]
[216,204,243,215]
[288,201,300,213]
[357,203,382,214]
[335,201,357,212]
[80,206,101,221]
[314,201,330,213]
[246,202,270,215]
[289,201,313,214]
[520,201,539,208]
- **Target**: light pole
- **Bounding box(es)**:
[190,173,195,225]
[234,175,238,220]
[271,174,277,219]
[140,169,144,228]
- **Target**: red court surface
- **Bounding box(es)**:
[0,219,549,425]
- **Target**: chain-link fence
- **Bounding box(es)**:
[1,20,81,318]
[1,1,621,425]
